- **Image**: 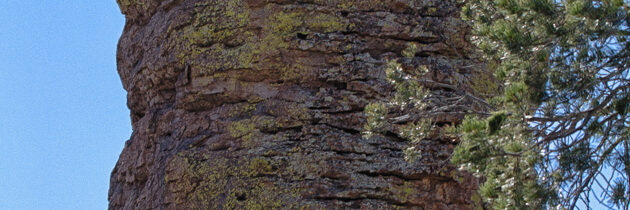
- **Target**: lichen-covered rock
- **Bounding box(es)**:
[109,0,484,209]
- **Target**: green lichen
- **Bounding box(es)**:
[249,157,273,174]
[187,1,249,45]
[117,0,149,14]
[469,71,500,97]
[470,193,484,210]
[401,182,416,199]
[177,0,251,69]
[172,153,302,209]
[268,12,303,35]
[247,97,265,104]
[228,119,256,140]
[280,63,307,82]
[391,180,421,204]
[286,105,311,121]
[426,7,438,16]
[338,2,354,10]
[305,14,351,33]
[177,4,352,79]
[228,115,285,147]
[333,1,387,10]
[228,102,258,118]
[118,0,132,8]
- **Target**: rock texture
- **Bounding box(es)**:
[109,0,485,209]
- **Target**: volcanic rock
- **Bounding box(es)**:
[109,0,486,209]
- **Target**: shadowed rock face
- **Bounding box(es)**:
[109,0,484,209]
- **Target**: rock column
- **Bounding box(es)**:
[109,0,483,209]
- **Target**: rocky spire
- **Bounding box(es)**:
[109,0,483,209]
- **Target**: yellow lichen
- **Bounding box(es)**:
[249,157,273,174]
[305,14,350,33]
[228,102,258,118]
[470,193,484,210]
[228,120,256,139]
[178,6,354,78]
[170,152,302,209]
[469,71,500,97]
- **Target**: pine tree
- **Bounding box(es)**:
[453,0,630,209]
[366,0,630,209]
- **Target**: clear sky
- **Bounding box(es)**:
[0,1,128,209]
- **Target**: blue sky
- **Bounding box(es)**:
[0,1,128,209]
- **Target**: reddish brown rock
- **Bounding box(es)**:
[109,0,485,209]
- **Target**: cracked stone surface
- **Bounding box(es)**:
[109,0,485,209]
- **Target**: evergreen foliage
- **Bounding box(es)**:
[364,0,630,209]
[453,0,630,209]
[363,59,433,163]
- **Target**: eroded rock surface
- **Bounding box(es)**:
[109,0,485,209]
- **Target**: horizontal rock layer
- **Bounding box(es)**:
[109,0,485,209]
